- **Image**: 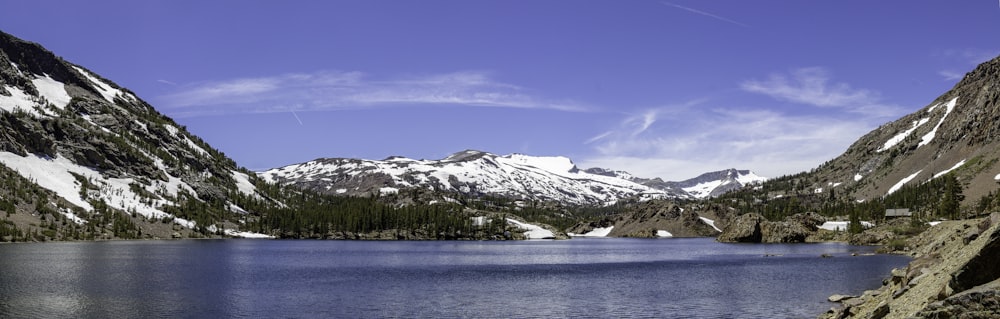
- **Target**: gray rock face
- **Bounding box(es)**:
[717,213,764,242]
[916,279,1000,319]
[717,212,825,243]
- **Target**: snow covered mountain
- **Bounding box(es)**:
[0,31,270,240]
[259,150,764,205]
[668,169,767,199]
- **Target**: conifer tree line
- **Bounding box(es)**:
[712,172,971,225]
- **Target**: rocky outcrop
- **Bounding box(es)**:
[717,212,825,243]
[716,213,763,242]
[566,201,731,238]
[822,213,1000,318]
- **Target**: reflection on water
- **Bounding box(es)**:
[0,239,909,318]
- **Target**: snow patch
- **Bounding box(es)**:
[854,174,863,182]
[72,66,125,103]
[379,187,399,195]
[932,160,965,179]
[231,171,259,198]
[0,85,42,116]
[571,226,614,237]
[506,218,555,239]
[818,221,875,231]
[699,217,722,232]
[918,97,958,148]
[878,117,930,152]
[886,170,923,196]
[656,230,673,238]
[225,229,274,239]
[31,75,72,109]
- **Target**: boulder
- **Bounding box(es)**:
[761,221,810,243]
[717,213,763,242]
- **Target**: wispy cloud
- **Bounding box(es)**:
[935,48,998,81]
[938,70,965,81]
[938,48,999,64]
[660,1,749,28]
[156,70,590,117]
[740,67,902,117]
[580,70,905,181]
[580,105,875,181]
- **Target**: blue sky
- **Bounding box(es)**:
[2,1,999,180]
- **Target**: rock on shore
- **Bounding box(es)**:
[821,213,1000,318]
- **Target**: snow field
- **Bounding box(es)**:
[506,218,555,239]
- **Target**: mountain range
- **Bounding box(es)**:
[5,27,1000,244]
[259,150,766,206]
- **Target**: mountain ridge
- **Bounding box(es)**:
[259,149,765,205]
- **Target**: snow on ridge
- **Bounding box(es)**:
[504,153,576,174]
[261,152,668,205]
[72,66,128,103]
[736,171,767,185]
[683,180,724,199]
[886,170,923,196]
[918,97,958,148]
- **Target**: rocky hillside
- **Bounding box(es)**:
[791,55,1000,205]
[566,201,737,238]
[822,214,1000,318]
[260,150,763,206]
[0,31,272,240]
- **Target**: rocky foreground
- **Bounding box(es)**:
[820,213,1000,318]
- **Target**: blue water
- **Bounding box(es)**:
[0,238,908,318]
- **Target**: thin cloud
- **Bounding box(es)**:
[938,70,965,81]
[660,1,749,28]
[580,70,905,181]
[580,105,874,181]
[740,67,902,117]
[156,70,591,117]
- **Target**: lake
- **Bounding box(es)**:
[0,238,909,318]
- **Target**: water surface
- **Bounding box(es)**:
[0,238,909,318]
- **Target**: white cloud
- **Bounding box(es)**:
[580,106,873,181]
[580,69,905,181]
[156,70,589,117]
